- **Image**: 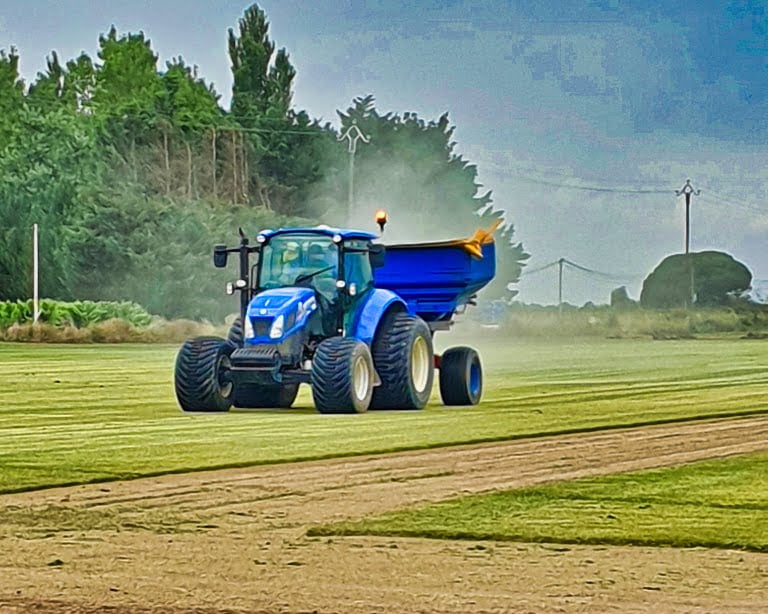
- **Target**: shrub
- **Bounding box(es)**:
[640,251,752,308]
[0,300,152,328]
[0,319,221,343]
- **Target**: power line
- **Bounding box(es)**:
[520,260,560,276]
[562,258,642,282]
[522,258,638,282]
[505,172,672,194]
[520,256,643,307]
[488,162,766,210]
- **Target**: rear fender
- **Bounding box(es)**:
[349,288,408,345]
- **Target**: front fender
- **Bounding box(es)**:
[349,288,408,345]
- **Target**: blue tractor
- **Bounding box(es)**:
[174,216,497,414]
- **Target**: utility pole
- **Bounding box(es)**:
[337,120,370,224]
[558,257,565,315]
[676,180,701,308]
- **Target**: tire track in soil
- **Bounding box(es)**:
[2,416,768,613]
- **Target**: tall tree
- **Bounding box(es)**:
[63,53,97,113]
[93,27,164,181]
[0,48,24,143]
[158,58,223,196]
[228,4,294,126]
[161,58,221,130]
[0,105,100,300]
[93,27,163,120]
[26,51,66,108]
[228,4,309,209]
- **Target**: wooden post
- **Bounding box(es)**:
[33,224,40,324]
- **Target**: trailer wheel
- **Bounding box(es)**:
[233,383,299,408]
[370,312,434,410]
[311,337,374,413]
[227,317,242,347]
[439,346,483,406]
[174,337,234,412]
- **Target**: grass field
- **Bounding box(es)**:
[0,336,766,493]
[310,452,768,552]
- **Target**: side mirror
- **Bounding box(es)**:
[369,243,386,269]
[213,245,228,268]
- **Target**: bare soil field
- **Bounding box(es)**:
[2,416,768,613]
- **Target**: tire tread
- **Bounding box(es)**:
[370,312,433,410]
[311,337,371,413]
[174,337,233,412]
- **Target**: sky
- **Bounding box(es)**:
[2,0,767,304]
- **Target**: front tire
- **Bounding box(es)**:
[370,312,434,410]
[227,317,242,346]
[233,383,299,408]
[311,337,374,414]
[174,337,234,412]
[439,346,483,406]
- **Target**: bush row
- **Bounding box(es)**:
[0,300,153,329]
[471,305,768,339]
[1,319,222,344]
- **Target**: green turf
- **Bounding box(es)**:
[0,336,766,493]
[309,452,768,552]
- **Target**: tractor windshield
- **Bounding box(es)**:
[259,234,339,291]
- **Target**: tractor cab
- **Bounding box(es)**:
[253,228,379,337]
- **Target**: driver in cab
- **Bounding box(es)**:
[279,241,302,284]
[306,243,337,278]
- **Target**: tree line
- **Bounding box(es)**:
[0,4,527,320]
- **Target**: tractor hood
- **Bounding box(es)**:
[244,287,317,343]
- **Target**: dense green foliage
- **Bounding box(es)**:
[313,452,768,552]
[0,4,526,319]
[0,299,152,328]
[0,337,766,492]
[641,251,752,308]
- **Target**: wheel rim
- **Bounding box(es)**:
[353,354,370,401]
[217,354,233,398]
[410,335,430,393]
[469,359,481,398]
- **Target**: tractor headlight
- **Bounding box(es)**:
[269,314,284,339]
[244,316,254,339]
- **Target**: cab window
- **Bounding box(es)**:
[259,235,338,289]
[344,240,373,293]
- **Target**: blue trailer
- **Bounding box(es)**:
[174,218,497,413]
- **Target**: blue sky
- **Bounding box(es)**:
[2,0,766,303]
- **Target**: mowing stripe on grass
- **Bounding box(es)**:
[309,452,768,552]
[0,338,766,493]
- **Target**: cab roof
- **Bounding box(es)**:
[256,226,378,242]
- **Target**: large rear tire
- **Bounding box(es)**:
[174,337,234,412]
[370,312,434,410]
[311,337,374,414]
[233,383,299,408]
[439,346,483,406]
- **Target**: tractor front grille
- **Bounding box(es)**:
[250,317,272,338]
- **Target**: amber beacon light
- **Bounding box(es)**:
[375,209,388,232]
